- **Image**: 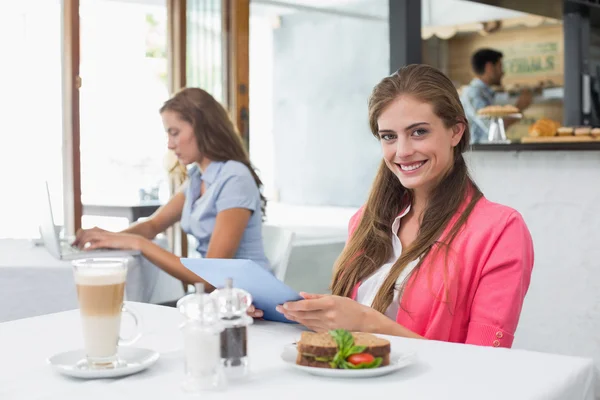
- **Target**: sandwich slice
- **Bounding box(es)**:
[296,329,391,369]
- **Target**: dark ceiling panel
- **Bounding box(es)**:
[463,0,563,20]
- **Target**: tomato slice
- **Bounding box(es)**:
[347,353,375,365]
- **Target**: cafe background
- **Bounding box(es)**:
[423,17,565,141]
[411,0,600,387]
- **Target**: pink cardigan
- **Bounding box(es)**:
[347,196,534,348]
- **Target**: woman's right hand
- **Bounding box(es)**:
[247,304,264,319]
[72,227,110,249]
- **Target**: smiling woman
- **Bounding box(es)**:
[377,97,462,197]
[277,64,534,349]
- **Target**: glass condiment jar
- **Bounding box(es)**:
[178,283,225,392]
[210,278,253,380]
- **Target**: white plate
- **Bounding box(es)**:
[280,344,415,378]
[48,347,160,379]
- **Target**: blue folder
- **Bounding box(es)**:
[181,258,302,323]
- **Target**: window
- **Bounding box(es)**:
[0,0,64,238]
[79,0,170,231]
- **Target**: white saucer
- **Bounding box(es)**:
[281,344,415,378]
[48,347,160,379]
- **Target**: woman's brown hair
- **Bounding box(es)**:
[331,64,482,313]
[160,87,266,215]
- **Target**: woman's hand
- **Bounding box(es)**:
[73,228,143,251]
[72,227,108,248]
[247,304,264,319]
[276,292,380,333]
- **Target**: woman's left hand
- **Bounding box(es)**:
[247,304,264,319]
[78,231,143,251]
[276,292,378,333]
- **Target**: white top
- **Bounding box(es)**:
[356,205,419,319]
[1,302,595,400]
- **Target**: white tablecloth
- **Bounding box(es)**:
[0,239,183,322]
[0,303,595,400]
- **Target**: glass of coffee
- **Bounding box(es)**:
[72,258,141,369]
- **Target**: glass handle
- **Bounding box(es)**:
[118,305,142,346]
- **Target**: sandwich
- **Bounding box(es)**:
[296,329,391,369]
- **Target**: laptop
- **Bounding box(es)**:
[40,182,140,261]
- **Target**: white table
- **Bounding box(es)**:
[0,303,595,400]
[83,201,163,224]
[0,239,183,322]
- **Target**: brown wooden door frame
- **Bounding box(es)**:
[63,0,188,236]
[167,0,250,261]
[168,0,187,94]
[62,0,82,236]
[61,0,249,235]
[167,0,189,259]
[169,0,249,145]
[224,0,250,149]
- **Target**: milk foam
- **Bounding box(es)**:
[74,268,126,286]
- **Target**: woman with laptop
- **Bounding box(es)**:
[73,88,269,316]
[276,65,534,348]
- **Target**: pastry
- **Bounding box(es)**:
[591,128,600,137]
[557,127,574,136]
[529,119,560,137]
[477,104,520,117]
[575,126,592,135]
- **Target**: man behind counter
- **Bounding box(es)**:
[460,48,533,144]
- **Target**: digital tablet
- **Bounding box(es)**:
[181,258,302,323]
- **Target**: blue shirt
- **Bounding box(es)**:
[180,161,270,270]
[460,78,495,144]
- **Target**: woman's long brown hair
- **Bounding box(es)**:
[331,64,482,313]
[160,88,266,215]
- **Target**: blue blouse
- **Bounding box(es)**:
[180,161,270,270]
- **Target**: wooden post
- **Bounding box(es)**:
[167,0,188,262]
[62,0,82,235]
[168,0,187,94]
[225,0,250,149]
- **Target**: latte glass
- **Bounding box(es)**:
[72,258,141,369]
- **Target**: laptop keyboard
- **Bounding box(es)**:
[60,242,83,255]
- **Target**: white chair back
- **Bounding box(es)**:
[262,225,295,282]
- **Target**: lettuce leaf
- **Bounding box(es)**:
[328,329,381,370]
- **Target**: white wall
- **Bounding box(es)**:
[466,150,600,366]
[250,13,276,199]
[269,2,388,206]
[248,0,390,207]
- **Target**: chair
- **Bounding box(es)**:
[262,225,295,282]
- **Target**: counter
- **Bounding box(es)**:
[472,142,600,151]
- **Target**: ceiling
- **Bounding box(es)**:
[89,0,600,28]
[460,0,600,28]
[251,0,537,26]
[251,0,387,20]
[463,0,563,19]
